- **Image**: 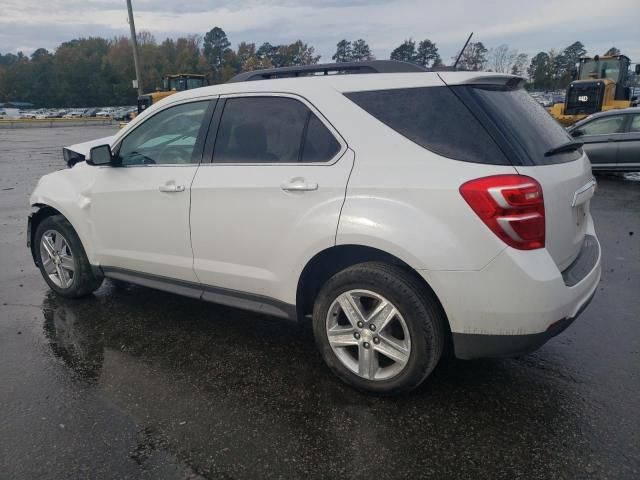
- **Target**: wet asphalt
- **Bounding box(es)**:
[0,126,638,480]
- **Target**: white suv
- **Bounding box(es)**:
[28,61,601,394]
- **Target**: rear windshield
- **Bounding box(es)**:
[458,85,580,165]
[344,87,510,165]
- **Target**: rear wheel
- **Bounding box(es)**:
[35,215,103,298]
[313,262,445,394]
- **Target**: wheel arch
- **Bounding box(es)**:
[296,244,451,337]
[29,204,64,266]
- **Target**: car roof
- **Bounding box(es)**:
[161,71,519,100]
[115,70,521,142]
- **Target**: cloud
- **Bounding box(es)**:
[1,0,638,61]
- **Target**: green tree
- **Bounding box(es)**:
[415,39,439,67]
[351,39,373,61]
[390,40,416,62]
[527,51,552,89]
[332,39,352,62]
[203,27,231,70]
[604,47,621,56]
[453,41,487,71]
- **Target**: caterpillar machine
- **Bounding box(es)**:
[549,54,640,126]
[136,74,207,114]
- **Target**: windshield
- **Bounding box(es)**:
[579,59,622,81]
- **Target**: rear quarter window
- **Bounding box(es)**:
[344,87,510,165]
[455,85,581,165]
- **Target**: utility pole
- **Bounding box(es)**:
[126,0,143,96]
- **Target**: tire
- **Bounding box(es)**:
[34,215,103,298]
[313,262,445,395]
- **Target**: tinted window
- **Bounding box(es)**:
[118,101,209,165]
[463,85,579,165]
[302,114,341,162]
[580,115,625,136]
[630,115,640,133]
[344,87,509,165]
[214,97,308,163]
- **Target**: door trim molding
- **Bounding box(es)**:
[101,266,297,320]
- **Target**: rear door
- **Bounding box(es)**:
[574,114,626,167]
[190,94,353,304]
[617,114,640,170]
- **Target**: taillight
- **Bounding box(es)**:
[460,175,545,250]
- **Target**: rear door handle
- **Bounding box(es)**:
[280,179,318,192]
[159,183,185,193]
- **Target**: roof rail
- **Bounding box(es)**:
[227,60,427,83]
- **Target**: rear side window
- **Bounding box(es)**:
[630,115,640,133]
[344,87,509,165]
[213,96,341,163]
[579,115,626,135]
[459,85,580,165]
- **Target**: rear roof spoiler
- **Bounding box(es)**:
[438,73,525,89]
[227,60,428,83]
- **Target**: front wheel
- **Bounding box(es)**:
[34,215,103,298]
[313,262,445,395]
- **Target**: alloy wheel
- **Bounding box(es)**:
[326,289,411,381]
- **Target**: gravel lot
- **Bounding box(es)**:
[0,126,638,479]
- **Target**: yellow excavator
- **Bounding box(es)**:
[136,74,207,114]
[549,54,640,126]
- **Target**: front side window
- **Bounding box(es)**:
[213,96,340,163]
[579,115,625,136]
[118,101,209,165]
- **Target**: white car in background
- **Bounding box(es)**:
[27,61,601,394]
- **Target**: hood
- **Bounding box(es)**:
[63,135,114,167]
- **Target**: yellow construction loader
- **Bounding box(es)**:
[549,54,640,126]
[136,74,207,114]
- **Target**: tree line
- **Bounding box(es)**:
[0,26,626,107]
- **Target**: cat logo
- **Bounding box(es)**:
[578,95,589,102]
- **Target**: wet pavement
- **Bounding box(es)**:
[1,126,639,479]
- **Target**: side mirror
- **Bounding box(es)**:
[571,129,584,138]
[88,144,114,166]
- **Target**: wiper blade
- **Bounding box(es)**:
[544,141,583,157]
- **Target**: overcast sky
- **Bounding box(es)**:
[2,0,639,63]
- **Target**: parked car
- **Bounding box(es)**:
[567,108,640,171]
[27,61,601,394]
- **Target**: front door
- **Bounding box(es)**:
[190,94,353,305]
[90,99,213,282]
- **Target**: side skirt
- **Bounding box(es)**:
[101,266,297,320]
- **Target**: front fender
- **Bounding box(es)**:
[29,164,98,264]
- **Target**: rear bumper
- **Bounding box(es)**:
[423,230,601,360]
[451,287,595,359]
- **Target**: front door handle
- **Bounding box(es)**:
[159,183,185,193]
[280,179,318,192]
